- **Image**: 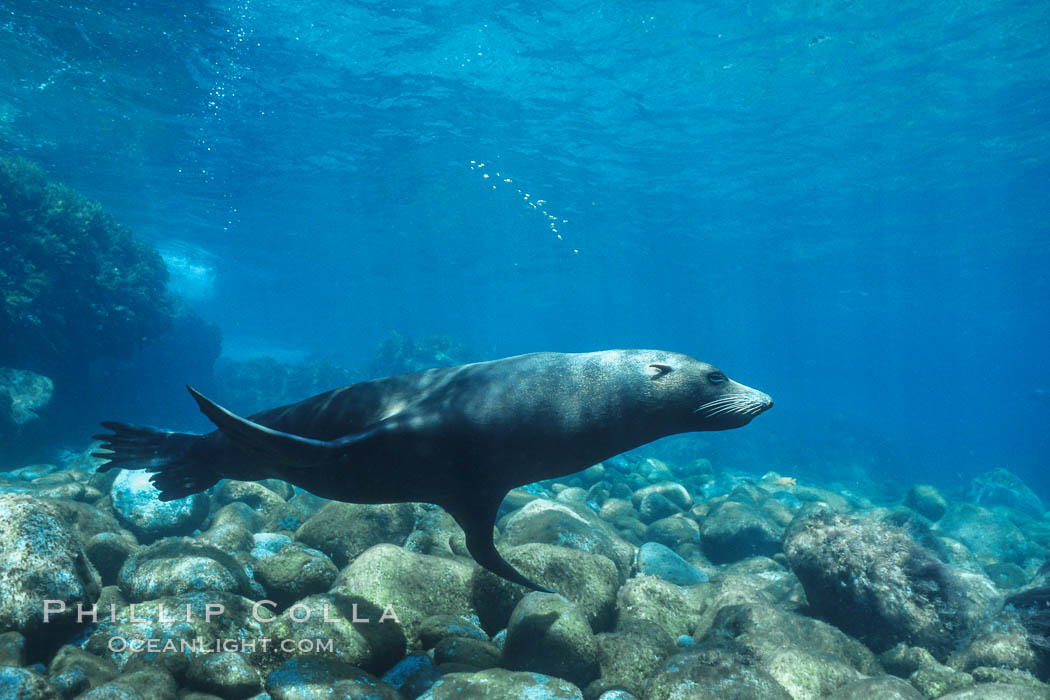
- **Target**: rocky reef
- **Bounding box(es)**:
[368,331,480,378]
[0,448,1047,698]
[0,156,175,375]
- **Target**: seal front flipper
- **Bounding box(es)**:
[444,496,554,593]
[186,385,375,466]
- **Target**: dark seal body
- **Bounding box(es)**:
[94,349,772,590]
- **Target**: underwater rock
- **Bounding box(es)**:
[0,631,25,667]
[433,635,501,669]
[968,468,1045,517]
[879,642,940,678]
[644,515,701,551]
[368,330,479,378]
[77,668,177,700]
[827,676,924,699]
[109,469,209,543]
[417,615,488,650]
[936,683,1050,699]
[615,575,712,640]
[0,156,175,375]
[332,543,518,645]
[632,482,693,513]
[984,562,1028,589]
[0,367,53,426]
[252,592,405,676]
[501,499,635,581]
[381,651,443,697]
[185,651,262,698]
[700,500,783,563]
[588,620,675,698]
[0,666,59,698]
[908,664,975,697]
[418,668,583,699]
[253,541,338,608]
[934,503,1038,566]
[948,611,1040,675]
[700,602,882,698]
[84,592,265,674]
[503,543,619,630]
[905,484,949,521]
[47,645,119,694]
[0,494,101,645]
[214,480,290,526]
[295,502,427,568]
[634,542,709,586]
[403,508,468,559]
[117,538,253,602]
[642,645,793,700]
[501,592,600,689]
[85,531,139,586]
[784,509,992,660]
[265,656,401,700]
[598,498,638,522]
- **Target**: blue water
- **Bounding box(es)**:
[2,1,1047,491]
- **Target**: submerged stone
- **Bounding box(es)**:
[418,668,584,699]
[635,542,708,586]
[968,468,1045,517]
[0,494,101,646]
[784,509,995,660]
[110,469,209,543]
[502,592,600,689]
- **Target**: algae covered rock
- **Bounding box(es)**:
[615,574,712,640]
[331,543,518,645]
[906,484,949,521]
[935,503,1038,565]
[251,592,406,675]
[254,541,338,608]
[0,367,53,426]
[417,614,488,649]
[642,645,792,700]
[185,651,262,699]
[503,543,619,630]
[110,469,209,543]
[265,655,401,700]
[83,592,266,674]
[0,156,175,373]
[828,675,924,699]
[0,494,101,643]
[501,499,635,580]
[0,666,59,699]
[700,499,783,563]
[418,668,584,699]
[77,668,177,700]
[295,502,426,567]
[968,468,1045,517]
[635,542,708,586]
[590,619,675,697]
[117,538,253,601]
[502,591,600,688]
[701,602,881,698]
[784,509,987,659]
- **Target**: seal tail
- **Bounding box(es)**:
[92,421,218,501]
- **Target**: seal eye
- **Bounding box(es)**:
[708,372,727,385]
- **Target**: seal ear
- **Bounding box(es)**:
[648,363,673,379]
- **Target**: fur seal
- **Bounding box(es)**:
[93,349,772,591]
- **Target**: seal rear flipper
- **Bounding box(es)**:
[445,498,554,594]
[186,385,347,466]
[92,422,219,501]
